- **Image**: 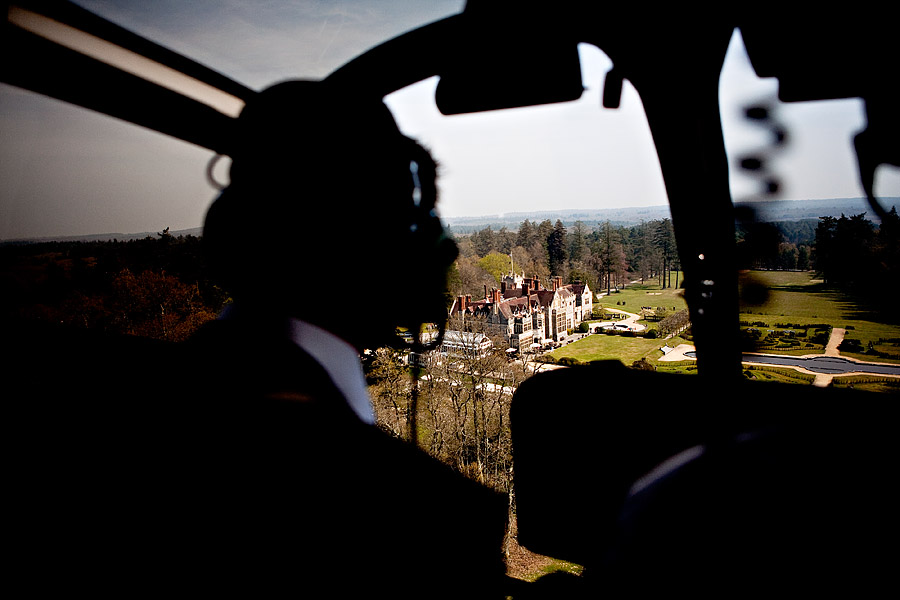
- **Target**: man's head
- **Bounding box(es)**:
[204,80,458,349]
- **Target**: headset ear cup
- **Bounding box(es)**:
[399,138,456,346]
[400,227,456,350]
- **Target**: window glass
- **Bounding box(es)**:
[720,29,900,389]
[385,43,669,226]
[2,0,465,240]
[4,4,897,391]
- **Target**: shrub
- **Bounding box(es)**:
[557,357,583,366]
[839,338,864,353]
[810,331,830,345]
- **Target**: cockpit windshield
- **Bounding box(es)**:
[4,2,900,595]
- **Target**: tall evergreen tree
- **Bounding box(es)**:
[654,218,676,288]
[814,215,837,282]
[591,221,628,294]
[637,220,656,283]
[797,245,811,271]
[516,220,536,249]
[495,227,515,254]
[569,220,588,267]
[472,226,495,257]
[536,220,554,253]
[547,220,568,278]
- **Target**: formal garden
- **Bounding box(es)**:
[544,271,900,383]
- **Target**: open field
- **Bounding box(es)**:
[548,271,900,368]
[595,276,688,314]
[740,271,856,321]
[739,271,900,363]
[548,333,688,366]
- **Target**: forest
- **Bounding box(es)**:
[450,215,819,301]
[450,217,682,301]
[812,208,900,286]
[451,208,899,303]
[0,230,226,342]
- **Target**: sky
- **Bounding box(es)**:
[2,0,898,239]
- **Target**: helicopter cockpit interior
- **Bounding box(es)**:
[4,1,898,596]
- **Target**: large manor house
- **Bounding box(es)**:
[446,271,593,354]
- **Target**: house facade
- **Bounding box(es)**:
[448,272,592,351]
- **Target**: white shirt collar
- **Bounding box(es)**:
[218,305,375,424]
[285,318,376,425]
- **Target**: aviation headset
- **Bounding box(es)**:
[204,79,456,350]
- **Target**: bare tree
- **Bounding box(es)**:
[368,348,412,439]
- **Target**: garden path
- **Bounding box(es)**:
[813,327,845,386]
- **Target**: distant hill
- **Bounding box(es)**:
[736,197,898,223]
[443,206,674,233]
[2,227,204,245]
[443,197,899,234]
[5,197,897,243]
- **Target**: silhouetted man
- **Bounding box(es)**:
[182,80,508,597]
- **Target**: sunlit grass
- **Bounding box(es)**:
[595,276,688,314]
[740,271,900,362]
[549,271,899,366]
[549,334,665,365]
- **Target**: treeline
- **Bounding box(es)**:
[736,218,816,271]
[453,210,898,299]
[450,218,681,299]
[814,208,900,286]
[0,231,227,341]
[735,210,900,281]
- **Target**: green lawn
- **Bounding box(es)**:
[595,277,688,314]
[740,271,848,321]
[549,334,672,365]
[550,278,689,366]
[548,271,900,366]
[739,271,900,362]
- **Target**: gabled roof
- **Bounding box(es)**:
[569,283,589,295]
[498,295,533,319]
[535,289,555,306]
[536,288,574,307]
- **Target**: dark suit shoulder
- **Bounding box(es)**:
[185,318,347,410]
